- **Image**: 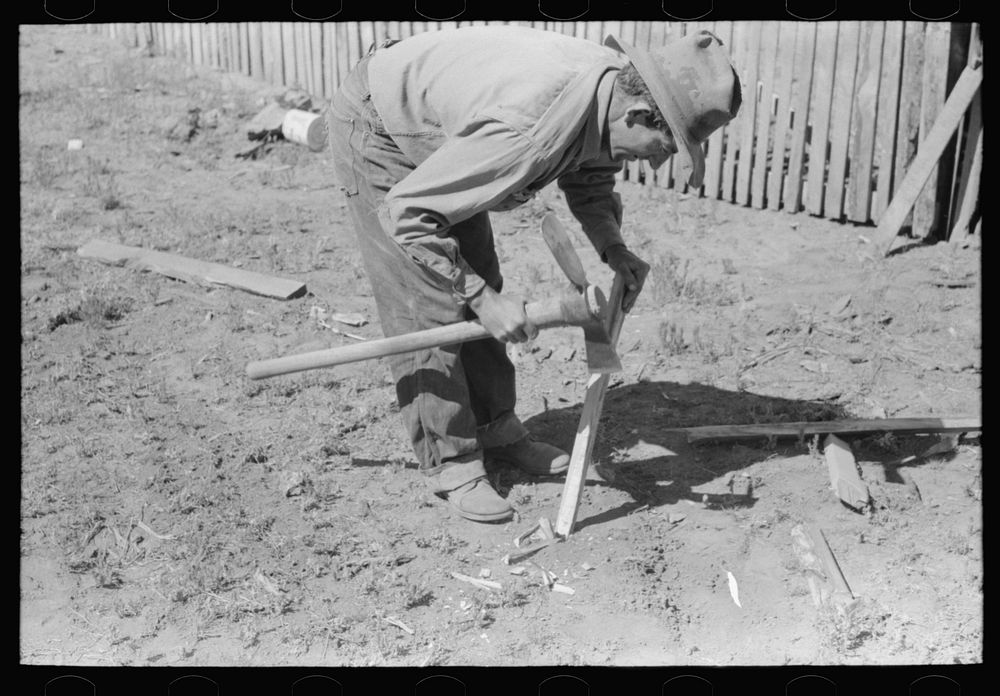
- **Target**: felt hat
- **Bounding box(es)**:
[604,30,742,187]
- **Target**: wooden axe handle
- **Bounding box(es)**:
[246,288,602,380]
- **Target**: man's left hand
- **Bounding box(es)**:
[605,244,650,313]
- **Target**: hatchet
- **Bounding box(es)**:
[245,226,622,380]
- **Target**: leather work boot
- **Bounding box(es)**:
[428,461,514,523]
[485,437,570,476]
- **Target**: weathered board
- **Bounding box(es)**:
[873,21,904,222]
[751,20,779,209]
[78,240,308,300]
[824,21,861,221]
[767,21,797,211]
[805,22,839,216]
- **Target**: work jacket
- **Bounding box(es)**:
[368,26,628,301]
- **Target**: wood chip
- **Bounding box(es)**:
[450,572,501,591]
[384,617,414,634]
[551,583,576,595]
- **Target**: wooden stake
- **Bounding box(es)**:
[554,273,627,538]
[875,65,981,255]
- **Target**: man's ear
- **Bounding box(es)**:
[624,102,654,127]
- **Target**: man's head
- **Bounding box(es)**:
[607,63,679,171]
[605,30,742,187]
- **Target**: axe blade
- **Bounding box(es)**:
[583,328,623,373]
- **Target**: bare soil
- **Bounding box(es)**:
[20,26,982,668]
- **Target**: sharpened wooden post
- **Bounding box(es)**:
[555,273,627,538]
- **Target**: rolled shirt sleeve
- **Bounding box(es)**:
[557,152,626,261]
[384,118,550,303]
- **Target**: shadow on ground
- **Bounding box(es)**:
[512,380,853,528]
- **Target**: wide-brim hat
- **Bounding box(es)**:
[604,30,742,188]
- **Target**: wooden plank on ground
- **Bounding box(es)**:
[873,21,904,222]
[824,21,861,221]
[720,21,748,201]
[734,21,762,205]
[750,20,779,209]
[705,20,733,201]
[847,21,886,223]
[767,21,797,211]
[912,21,951,240]
[77,240,307,300]
[555,274,628,538]
[805,21,840,215]
[874,65,981,255]
[892,22,926,232]
[676,416,981,444]
[824,435,871,511]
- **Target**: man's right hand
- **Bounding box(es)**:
[468,286,537,343]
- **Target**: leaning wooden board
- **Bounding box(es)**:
[672,417,981,444]
[77,239,307,300]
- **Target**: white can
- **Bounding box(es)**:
[281,109,327,152]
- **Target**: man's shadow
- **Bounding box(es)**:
[498,380,852,530]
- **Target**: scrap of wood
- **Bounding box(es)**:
[555,273,628,538]
[875,65,982,256]
[674,417,981,444]
[791,524,856,613]
[78,239,306,300]
[383,617,415,635]
[501,538,559,566]
[449,572,501,591]
[823,434,870,511]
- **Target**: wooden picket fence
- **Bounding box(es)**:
[86,20,981,240]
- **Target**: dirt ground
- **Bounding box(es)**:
[20,25,982,671]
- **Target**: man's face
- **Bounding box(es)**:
[608,102,678,171]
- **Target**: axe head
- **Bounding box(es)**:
[581,285,622,374]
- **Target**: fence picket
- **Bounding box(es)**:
[735,21,762,206]
[86,21,973,237]
[847,21,886,223]
[751,20,779,209]
[873,21,904,221]
[721,21,748,201]
[336,22,350,88]
[784,22,817,214]
[704,20,733,201]
[767,21,797,211]
[893,22,925,232]
[805,22,839,216]
[824,21,861,221]
[912,21,951,240]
